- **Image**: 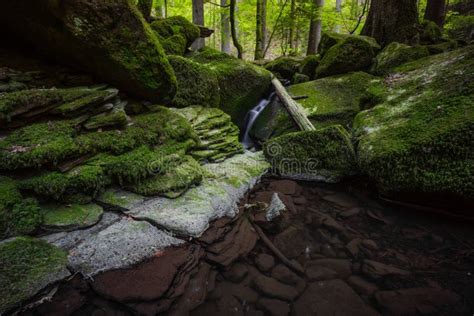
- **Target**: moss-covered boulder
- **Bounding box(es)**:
[168,56,220,108]
[420,20,443,44]
[151,16,201,49]
[191,48,272,127]
[264,125,356,182]
[318,32,381,57]
[425,40,459,55]
[251,72,385,141]
[373,42,430,75]
[42,203,103,232]
[0,237,69,314]
[175,106,244,162]
[316,37,378,78]
[0,177,42,239]
[445,15,474,43]
[264,57,302,81]
[0,0,177,103]
[354,46,474,204]
[299,54,321,80]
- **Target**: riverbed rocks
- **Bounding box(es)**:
[0,0,177,103]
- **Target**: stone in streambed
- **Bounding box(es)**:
[0,0,177,103]
[256,298,290,316]
[0,237,70,314]
[252,275,299,301]
[255,254,275,272]
[362,260,410,279]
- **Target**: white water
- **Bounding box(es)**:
[241,92,276,149]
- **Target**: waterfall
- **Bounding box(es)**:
[241,92,276,149]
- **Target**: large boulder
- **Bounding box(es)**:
[0,0,176,103]
[316,36,380,78]
[373,42,430,75]
[264,56,302,81]
[299,54,321,80]
[191,48,272,128]
[354,46,474,207]
[263,125,356,182]
[318,32,381,57]
[251,72,385,141]
[150,16,201,55]
[168,55,220,108]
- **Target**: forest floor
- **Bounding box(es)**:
[23,177,474,316]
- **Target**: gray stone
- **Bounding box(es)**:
[266,193,286,221]
[127,151,269,237]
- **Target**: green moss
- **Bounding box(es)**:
[129,155,204,197]
[191,47,272,127]
[0,88,109,124]
[354,46,474,198]
[264,125,356,182]
[299,54,321,79]
[318,32,381,57]
[0,237,68,313]
[420,20,443,44]
[373,42,430,75]
[42,203,103,231]
[264,56,301,81]
[168,55,220,108]
[0,121,80,170]
[316,36,377,78]
[51,89,116,117]
[83,107,128,130]
[426,40,458,55]
[445,14,474,43]
[161,34,187,55]
[150,16,200,47]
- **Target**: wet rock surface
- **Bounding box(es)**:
[21,177,474,316]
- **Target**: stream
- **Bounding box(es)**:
[241,92,276,149]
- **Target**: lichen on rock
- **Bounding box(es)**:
[354,46,474,201]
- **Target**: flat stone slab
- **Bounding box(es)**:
[43,213,184,276]
[101,151,269,237]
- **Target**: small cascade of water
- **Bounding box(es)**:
[241,92,276,149]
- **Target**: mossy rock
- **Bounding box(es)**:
[0,0,177,103]
[316,36,378,78]
[251,72,386,141]
[161,34,188,55]
[175,106,244,162]
[83,106,128,130]
[373,42,430,75]
[150,16,200,48]
[129,155,204,197]
[299,54,321,79]
[420,20,443,44]
[425,40,459,55]
[168,55,220,108]
[292,73,310,84]
[0,177,43,239]
[445,15,474,43]
[264,56,302,81]
[0,87,116,126]
[42,203,103,232]
[191,47,272,128]
[354,46,474,202]
[318,32,381,57]
[0,237,69,314]
[264,125,356,182]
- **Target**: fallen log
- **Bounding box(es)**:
[271,77,315,131]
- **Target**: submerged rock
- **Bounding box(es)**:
[0,237,70,314]
[264,125,356,182]
[354,46,474,204]
[191,48,272,127]
[373,42,430,75]
[0,0,177,103]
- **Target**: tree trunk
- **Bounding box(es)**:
[424,0,446,27]
[362,0,419,46]
[334,0,342,32]
[137,0,153,21]
[255,0,267,60]
[191,0,205,50]
[289,0,297,53]
[230,0,243,59]
[221,0,231,53]
[307,0,324,55]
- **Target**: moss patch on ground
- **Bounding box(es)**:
[354,46,474,199]
[264,125,356,182]
[0,237,68,314]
